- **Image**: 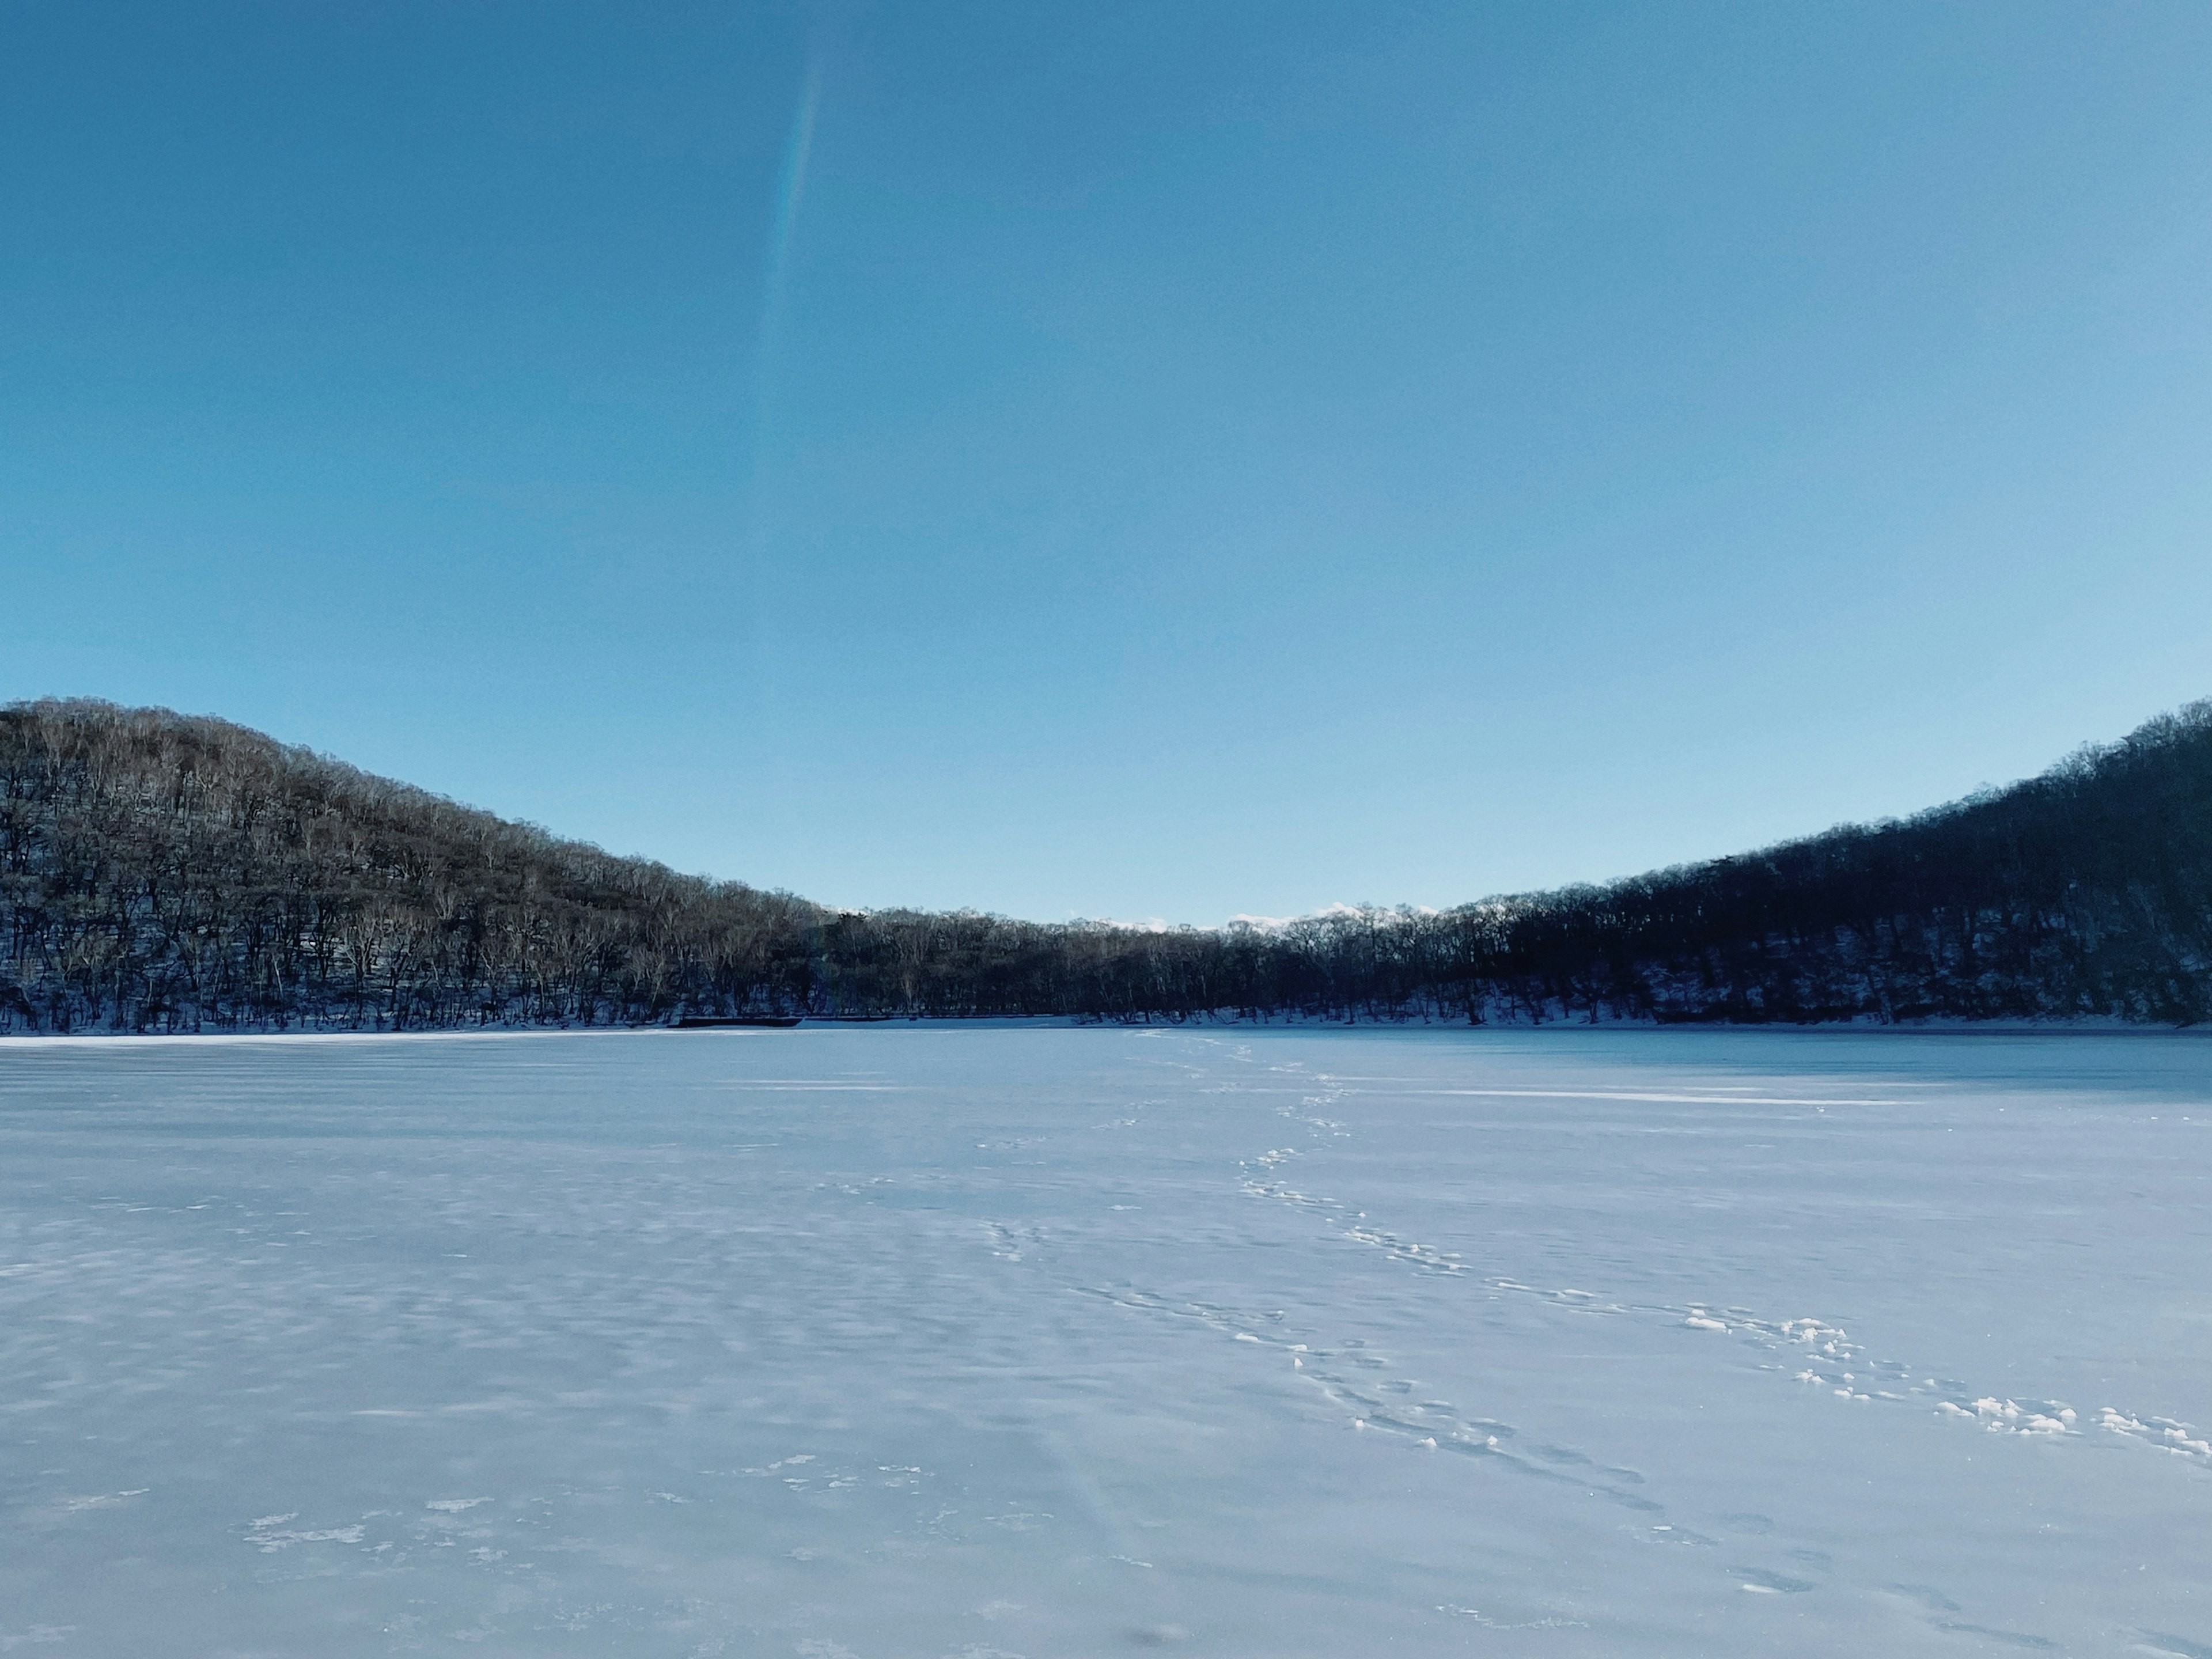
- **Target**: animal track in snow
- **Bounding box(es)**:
[1080,1283,1665,1518]
[1228,1067,2212,1479]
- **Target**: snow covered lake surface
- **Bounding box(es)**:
[3,1027,2210,1658]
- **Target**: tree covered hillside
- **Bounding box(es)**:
[3,697,2210,1032]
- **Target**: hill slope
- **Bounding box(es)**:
[3,698,2210,1032]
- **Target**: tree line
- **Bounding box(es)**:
[4,697,2210,1033]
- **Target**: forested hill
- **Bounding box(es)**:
[4,697,2211,1033]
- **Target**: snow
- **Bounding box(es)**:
[2,1027,2210,1656]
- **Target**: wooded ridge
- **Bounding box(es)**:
[4,697,2209,1032]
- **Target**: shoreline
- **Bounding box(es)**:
[2,1013,2204,1045]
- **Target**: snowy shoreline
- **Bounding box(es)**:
[2,1012,2205,1044]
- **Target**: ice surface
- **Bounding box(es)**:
[2,1026,2210,1656]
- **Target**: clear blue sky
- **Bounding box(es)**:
[5,2,2210,923]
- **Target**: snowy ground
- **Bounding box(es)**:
[2,1027,2209,1657]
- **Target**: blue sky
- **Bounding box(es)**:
[5,2,2210,922]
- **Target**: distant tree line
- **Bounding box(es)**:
[3,697,2210,1033]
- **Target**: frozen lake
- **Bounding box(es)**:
[3,1027,2210,1657]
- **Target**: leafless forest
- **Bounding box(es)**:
[3,698,2209,1032]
